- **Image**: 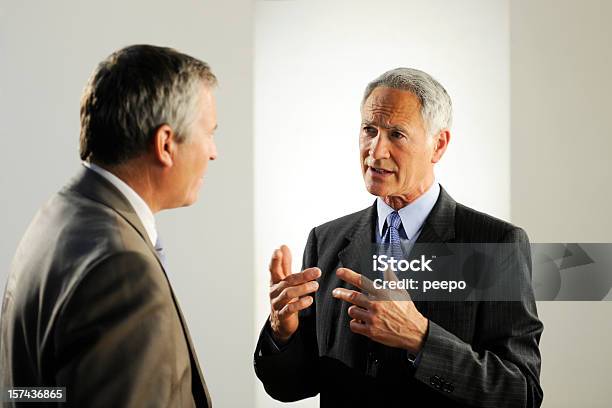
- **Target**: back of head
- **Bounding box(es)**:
[79,44,217,166]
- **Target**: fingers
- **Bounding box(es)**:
[278,295,314,319]
[332,287,371,309]
[269,267,321,298]
[283,267,321,286]
[271,280,319,311]
[336,268,378,296]
[269,248,284,284]
[336,268,362,289]
[349,319,369,336]
[280,245,292,276]
[347,305,371,323]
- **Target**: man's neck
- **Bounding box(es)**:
[383,177,435,210]
[91,160,160,213]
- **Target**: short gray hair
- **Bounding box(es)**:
[362,68,452,137]
[80,44,217,165]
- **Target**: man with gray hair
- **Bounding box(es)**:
[1,45,217,407]
[255,68,543,407]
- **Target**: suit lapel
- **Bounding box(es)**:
[316,204,376,369]
[168,287,211,406]
[338,202,378,282]
[411,185,457,310]
[68,167,211,407]
[416,185,456,244]
[337,188,458,286]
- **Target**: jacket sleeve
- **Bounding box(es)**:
[413,227,544,408]
[54,251,193,408]
[253,228,321,402]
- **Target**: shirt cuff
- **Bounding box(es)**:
[407,349,423,368]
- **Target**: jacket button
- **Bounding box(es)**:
[430,375,441,388]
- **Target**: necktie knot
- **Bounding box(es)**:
[387,211,402,231]
[382,211,404,262]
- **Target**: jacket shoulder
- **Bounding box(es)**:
[9,188,157,307]
[454,202,527,242]
[313,206,371,237]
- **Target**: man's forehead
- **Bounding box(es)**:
[362,87,422,123]
[364,87,420,109]
[361,115,410,131]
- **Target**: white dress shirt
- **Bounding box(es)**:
[375,181,441,244]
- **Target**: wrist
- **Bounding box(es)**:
[404,315,429,353]
[271,330,291,346]
[268,317,292,345]
[415,315,429,351]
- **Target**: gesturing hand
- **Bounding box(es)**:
[332,267,428,353]
[268,245,321,345]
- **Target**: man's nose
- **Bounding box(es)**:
[369,134,390,160]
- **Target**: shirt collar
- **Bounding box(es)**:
[82,162,158,245]
[376,181,441,240]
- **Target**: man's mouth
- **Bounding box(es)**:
[370,167,394,175]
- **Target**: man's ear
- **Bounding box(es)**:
[152,124,177,167]
[431,129,451,164]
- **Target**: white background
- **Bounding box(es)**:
[0,1,610,407]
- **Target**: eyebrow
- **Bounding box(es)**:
[361,120,409,133]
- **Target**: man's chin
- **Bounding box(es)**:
[185,196,199,207]
[365,183,391,198]
[178,192,200,208]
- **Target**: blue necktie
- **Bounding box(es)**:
[383,211,404,261]
[154,236,168,270]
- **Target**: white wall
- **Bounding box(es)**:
[0,1,254,406]
[254,0,511,406]
[3,1,610,407]
[511,0,612,406]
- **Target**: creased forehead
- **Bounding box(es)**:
[361,87,424,127]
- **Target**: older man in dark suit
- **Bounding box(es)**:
[254,68,543,407]
[1,45,217,407]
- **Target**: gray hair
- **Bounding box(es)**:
[362,68,452,137]
[80,44,217,165]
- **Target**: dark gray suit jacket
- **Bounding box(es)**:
[254,187,543,407]
[1,168,211,407]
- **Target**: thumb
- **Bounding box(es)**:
[269,248,284,284]
[280,244,293,277]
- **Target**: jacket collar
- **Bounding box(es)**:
[342,185,456,244]
[415,185,456,244]
[64,167,156,252]
[338,186,456,281]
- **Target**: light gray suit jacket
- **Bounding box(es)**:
[1,168,211,407]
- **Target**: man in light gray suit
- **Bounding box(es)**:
[254,68,543,407]
[1,45,217,407]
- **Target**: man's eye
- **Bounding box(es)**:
[363,126,378,136]
[391,131,405,139]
